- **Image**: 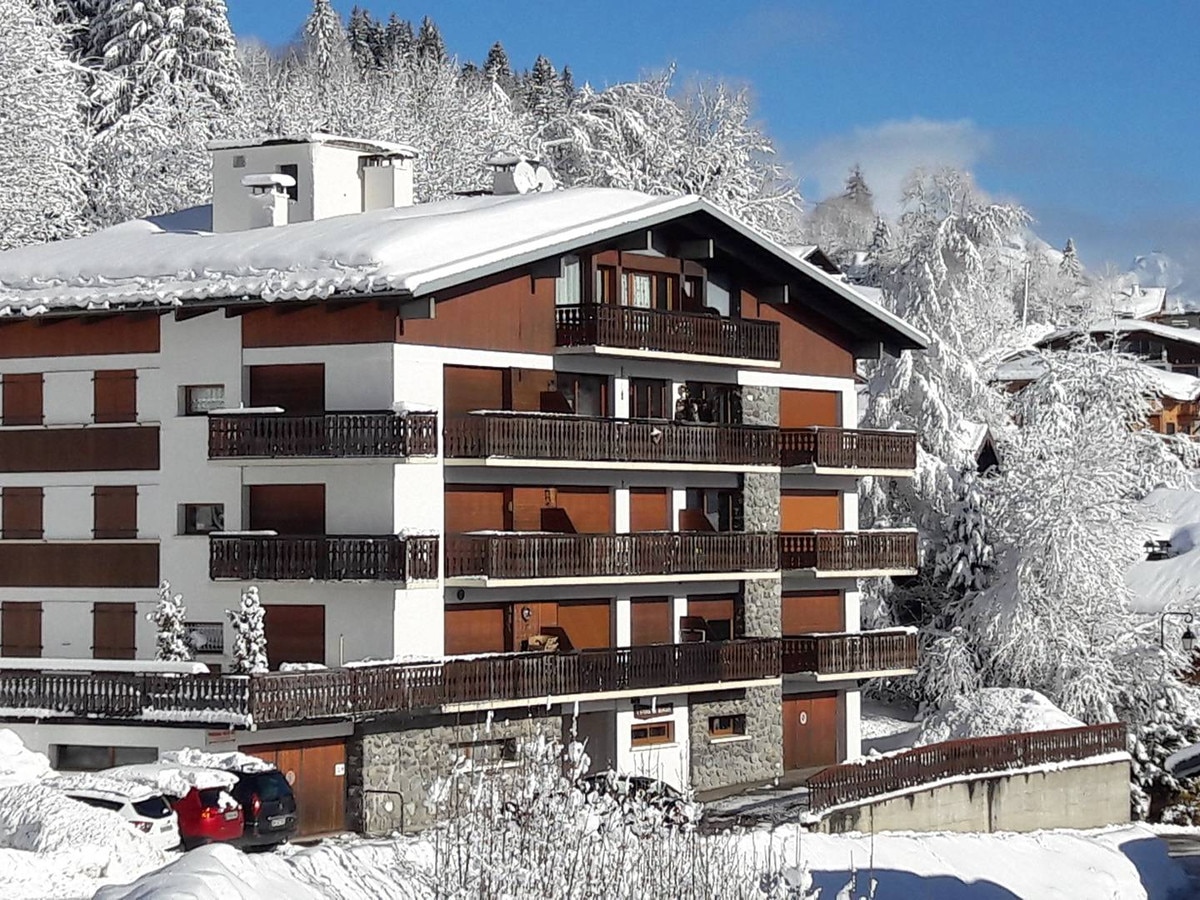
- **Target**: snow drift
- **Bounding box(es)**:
[917,688,1084,746]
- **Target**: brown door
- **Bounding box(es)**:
[782,591,845,635]
[444,604,508,655]
[445,486,507,533]
[249,484,326,534]
[780,389,841,428]
[242,739,346,837]
[249,364,325,415]
[556,599,611,649]
[781,490,842,531]
[783,692,840,770]
[93,602,136,659]
[443,365,506,416]
[630,488,670,532]
[1,602,41,657]
[263,604,325,668]
[630,596,672,645]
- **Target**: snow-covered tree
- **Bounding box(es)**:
[382,13,412,68]
[843,163,872,206]
[147,580,191,661]
[414,15,445,64]
[227,586,268,675]
[1059,236,1083,280]
[0,0,88,249]
[346,5,378,69]
[525,54,566,124]
[935,469,994,596]
[302,0,348,82]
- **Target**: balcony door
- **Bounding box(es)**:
[781,490,842,531]
[249,364,325,416]
[249,484,326,535]
[264,604,325,668]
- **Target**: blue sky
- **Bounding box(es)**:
[227,1,1200,276]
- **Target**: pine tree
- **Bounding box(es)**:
[843,163,872,208]
[51,0,102,61]
[415,15,445,64]
[526,54,566,124]
[482,40,510,81]
[383,13,413,68]
[227,586,268,675]
[346,5,377,69]
[303,0,348,81]
[148,580,191,662]
[560,65,575,105]
[1060,237,1083,280]
[935,469,994,596]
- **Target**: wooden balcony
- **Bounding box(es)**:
[779,530,918,577]
[782,630,918,680]
[780,427,917,474]
[209,534,439,582]
[0,640,780,725]
[208,412,438,460]
[555,304,779,364]
[444,413,778,468]
[445,531,779,584]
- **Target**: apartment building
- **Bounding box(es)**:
[0,135,924,834]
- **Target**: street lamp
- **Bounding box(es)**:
[1159,611,1196,651]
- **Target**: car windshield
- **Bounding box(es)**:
[253,771,290,801]
[132,795,171,818]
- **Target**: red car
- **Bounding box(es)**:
[105,763,244,850]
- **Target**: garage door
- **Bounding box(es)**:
[264,604,325,668]
[241,738,346,837]
[783,692,839,770]
[781,490,842,531]
[782,591,844,635]
[780,389,841,428]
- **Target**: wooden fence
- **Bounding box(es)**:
[782,630,918,675]
[210,535,440,582]
[779,531,918,573]
[779,427,917,471]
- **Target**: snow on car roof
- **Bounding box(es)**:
[43,773,161,802]
[103,763,238,797]
[161,748,276,774]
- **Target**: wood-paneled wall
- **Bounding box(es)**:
[781,490,842,531]
[0,316,159,358]
[782,590,845,635]
[743,290,855,377]
[397,272,557,354]
[0,543,158,588]
[0,427,159,473]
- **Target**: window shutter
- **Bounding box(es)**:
[2,374,43,426]
[93,486,138,539]
[1,488,43,539]
[94,370,137,423]
[1,602,42,657]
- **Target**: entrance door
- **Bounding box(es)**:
[93,602,136,659]
[783,692,839,770]
[242,738,347,837]
[263,604,325,668]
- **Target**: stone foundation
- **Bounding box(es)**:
[689,685,783,792]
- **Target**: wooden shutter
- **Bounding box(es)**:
[248,484,325,535]
[782,591,845,635]
[93,370,137,423]
[630,596,672,645]
[780,389,841,428]
[554,487,612,533]
[556,599,611,650]
[781,490,843,531]
[443,365,506,417]
[1,602,41,657]
[1,488,43,539]
[263,604,325,668]
[444,604,508,655]
[248,364,325,415]
[445,486,507,533]
[630,488,670,532]
[93,602,136,659]
[93,486,138,539]
[688,594,735,640]
[2,373,42,426]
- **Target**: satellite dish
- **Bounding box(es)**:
[511,160,538,194]
[485,150,521,169]
[534,165,557,192]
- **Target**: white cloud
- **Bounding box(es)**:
[797,118,993,214]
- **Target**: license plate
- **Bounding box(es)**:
[224,810,239,821]
[159,823,171,832]
[269,815,288,828]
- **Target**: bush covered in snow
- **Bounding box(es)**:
[227,586,268,675]
[915,688,1083,746]
[148,580,191,662]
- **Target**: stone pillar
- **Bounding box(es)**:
[689,685,784,792]
[741,384,781,638]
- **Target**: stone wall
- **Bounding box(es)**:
[689,685,783,792]
[348,709,563,834]
[741,384,779,427]
[740,384,780,639]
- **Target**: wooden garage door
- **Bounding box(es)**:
[444,604,508,655]
[556,599,611,649]
[249,364,325,415]
[782,591,844,635]
[783,692,839,770]
[1,602,41,657]
[445,485,507,533]
[781,490,842,530]
[249,484,326,535]
[93,602,136,659]
[780,389,841,428]
[630,488,670,532]
[444,365,506,417]
[631,596,672,645]
[264,604,325,668]
[241,738,346,837]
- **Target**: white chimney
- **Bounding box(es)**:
[241,173,293,228]
[362,156,414,211]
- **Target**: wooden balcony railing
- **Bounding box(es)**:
[444,413,778,466]
[210,534,440,582]
[445,531,779,580]
[807,723,1128,811]
[782,630,918,676]
[780,427,917,472]
[555,304,780,362]
[779,531,918,574]
[208,412,438,460]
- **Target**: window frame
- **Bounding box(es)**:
[181,384,225,416]
[630,377,670,420]
[708,714,747,739]
[180,503,225,536]
[630,721,675,748]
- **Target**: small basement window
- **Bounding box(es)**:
[452,738,518,766]
[181,503,224,535]
[181,384,225,416]
[708,714,746,738]
[53,744,157,772]
[631,721,675,748]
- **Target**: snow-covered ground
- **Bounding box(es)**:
[916,688,1084,746]
[1127,486,1200,614]
[860,698,920,755]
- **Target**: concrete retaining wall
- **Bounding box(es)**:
[816,757,1131,834]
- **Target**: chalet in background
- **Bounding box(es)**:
[0,135,925,835]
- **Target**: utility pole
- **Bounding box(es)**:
[1022,260,1031,328]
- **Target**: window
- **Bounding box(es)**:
[277,163,299,203]
[232,154,246,168]
[1,487,43,539]
[93,486,137,539]
[708,714,747,738]
[631,721,675,748]
[630,272,653,308]
[94,370,137,423]
[52,744,157,772]
[182,384,225,416]
[1167,422,1178,435]
[557,372,607,417]
[679,382,742,424]
[630,378,670,420]
[682,275,705,311]
[594,265,617,303]
[452,738,518,766]
[683,488,743,533]
[184,621,225,654]
[555,255,582,306]
[623,270,677,310]
[2,373,43,426]
[181,503,225,535]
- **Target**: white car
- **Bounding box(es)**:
[45,773,182,852]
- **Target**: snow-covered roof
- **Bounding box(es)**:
[992,350,1048,384]
[1112,285,1168,319]
[205,132,418,158]
[1125,487,1200,615]
[0,188,927,350]
[1143,366,1200,402]
[1040,318,1200,350]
